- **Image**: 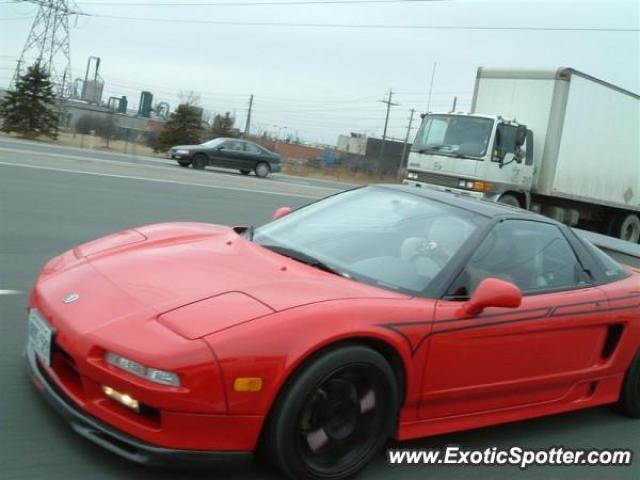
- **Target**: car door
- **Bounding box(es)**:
[418,219,609,419]
[214,140,244,168]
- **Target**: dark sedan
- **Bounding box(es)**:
[170,138,281,178]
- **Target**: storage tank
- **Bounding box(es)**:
[117,96,128,114]
[138,91,153,117]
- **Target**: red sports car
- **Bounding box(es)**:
[26,185,640,479]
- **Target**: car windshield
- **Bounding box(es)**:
[412,115,494,158]
[201,138,225,148]
[253,187,485,295]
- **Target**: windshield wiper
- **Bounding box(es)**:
[418,145,450,154]
[260,244,346,277]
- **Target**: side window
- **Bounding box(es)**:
[448,220,587,298]
[222,141,244,151]
[245,143,262,154]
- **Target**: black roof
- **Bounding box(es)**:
[375,184,552,221]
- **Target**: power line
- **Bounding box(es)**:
[79,14,639,31]
[65,0,449,6]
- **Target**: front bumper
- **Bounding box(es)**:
[25,343,253,467]
[402,179,485,199]
[270,163,282,173]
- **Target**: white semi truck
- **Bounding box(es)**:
[404,67,640,243]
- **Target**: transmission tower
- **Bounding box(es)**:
[11,0,82,97]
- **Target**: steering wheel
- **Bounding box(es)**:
[400,237,453,271]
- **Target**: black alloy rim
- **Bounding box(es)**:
[295,364,388,475]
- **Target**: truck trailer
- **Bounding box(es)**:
[404,67,640,243]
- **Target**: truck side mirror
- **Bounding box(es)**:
[516,125,527,147]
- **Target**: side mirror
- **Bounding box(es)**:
[516,125,527,147]
[461,278,522,316]
[273,207,292,220]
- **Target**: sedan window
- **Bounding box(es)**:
[245,143,263,154]
[221,141,245,151]
[448,220,588,298]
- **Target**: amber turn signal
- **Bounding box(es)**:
[233,377,263,392]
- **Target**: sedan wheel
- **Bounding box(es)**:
[266,346,398,480]
[192,154,207,170]
[255,162,271,178]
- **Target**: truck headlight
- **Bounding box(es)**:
[105,352,180,387]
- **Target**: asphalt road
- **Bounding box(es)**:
[0,145,638,480]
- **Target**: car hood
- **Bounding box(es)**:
[34,223,406,337]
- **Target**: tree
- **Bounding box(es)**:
[0,63,59,139]
[75,114,100,135]
[96,115,116,148]
[209,112,236,139]
[153,103,203,152]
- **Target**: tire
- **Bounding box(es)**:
[192,154,207,170]
[497,193,522,208]
[255,162,271,178]
[240,169,251,175]
[265,346,399,480]
[610,213,640,243]
[177,160,191,168]
[616,351,640,418]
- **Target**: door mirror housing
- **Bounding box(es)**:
[515,125,527,147]
[461,278,522,316]
[273,207,293,220]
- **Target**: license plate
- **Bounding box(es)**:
[28,309,53,366]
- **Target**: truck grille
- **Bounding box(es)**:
[411,171,460,188]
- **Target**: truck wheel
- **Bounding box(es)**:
[610,213,640,243]
[255,162,271,178]
[192,154,207,170]
[265,346,398,480]
[497,193,522,208]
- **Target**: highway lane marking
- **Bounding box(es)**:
[0,289,23,295]
[0,161,329,199]
[0,146,345,194]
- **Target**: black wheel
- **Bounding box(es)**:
[497,193,522,208]
[240,169,251,175]
[617,351,640,418]
[265,346,398,480]
[255,162,271,178]
[192,154,207,170]
[609,213,640,243]
[177,160,191,168]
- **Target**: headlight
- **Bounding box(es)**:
[105,352,180,387]
[407,172,418,180]
[175,149,189,155]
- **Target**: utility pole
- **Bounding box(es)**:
[379,89,399,161]
[399,108,416,176]
[426,61,437,112]
[244,94,254,136]
[12,0,83,98]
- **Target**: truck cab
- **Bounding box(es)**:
[404,113,534,208]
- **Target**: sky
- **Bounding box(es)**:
[0,0,638,145]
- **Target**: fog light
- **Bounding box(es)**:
[234,377,263,392]
[103,385,140,412]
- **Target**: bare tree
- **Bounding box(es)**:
[178,90,201,106]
